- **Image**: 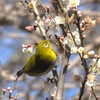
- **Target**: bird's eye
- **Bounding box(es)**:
[44,43,48,48]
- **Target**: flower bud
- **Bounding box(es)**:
[87,50,95,57]
[83,54,88,59]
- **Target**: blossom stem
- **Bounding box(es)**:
[56,0,65,13]
[66,9,89,100]
[74,10,88,72]
[75,11,83,47]
[38,0,47,11]
[91,86,98,100]
[28,0,48,39]
[38,0,55,20]
[68,12,88,73]
[68,24,87,71]
[78,74,87,100]
[89,58,99,72]
[79,75,87,100]
[67,25,77,46]
[74,11,89,100]
[25,0,28,4]
[12,77,18,92]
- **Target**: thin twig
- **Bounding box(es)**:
[91,86,98,100]
[52,66,59,86]
[12,77,19,92]
[78,76,87,100]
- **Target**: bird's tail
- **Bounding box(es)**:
[17,70,23,77]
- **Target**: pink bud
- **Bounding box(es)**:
[94,55,98,58]
[82,35,86,39]
[60,36,64,41]
[78,14,82,18]
[97,55,100,59]
[96,96,99,99]
[73,20,78,24]
[46,6,50,13]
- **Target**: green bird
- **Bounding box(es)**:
[17,40,56,77]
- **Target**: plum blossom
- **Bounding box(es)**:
[64,31,81,48]
[86,73,96,86]
[67,0,80,10]
[22,44,34,54]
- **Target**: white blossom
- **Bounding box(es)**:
[27,47,33,54]
[71,47,77,53]
[64,31,81,48]
[54,16,65,25]
[77,47,84,54]
[22,44,33,54]
[68,0,80,6]
[67,0,80,10]
[86,73,96,86]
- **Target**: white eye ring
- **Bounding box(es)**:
[44,43,48,48]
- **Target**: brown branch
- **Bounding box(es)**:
[55,44,70,100]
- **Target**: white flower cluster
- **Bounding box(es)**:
[86,58,100,87]
[86,73,96,87]
[67,0,80,10]
[64,31,84,54]
[41,14,65,29]
[22,44,34,54]
[64,31,81,47]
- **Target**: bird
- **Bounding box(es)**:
[17,40,57,77]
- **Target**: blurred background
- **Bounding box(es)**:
[0,0,100,100]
